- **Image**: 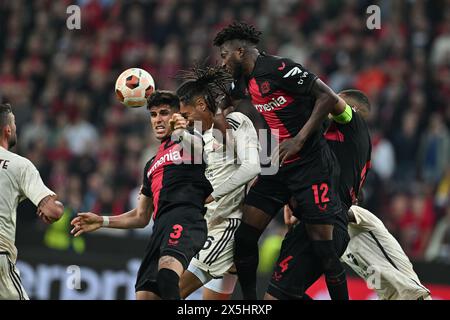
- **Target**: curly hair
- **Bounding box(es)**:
[176,65,233,114]
[213,21,262,47]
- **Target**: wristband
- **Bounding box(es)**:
[102,216,110,227]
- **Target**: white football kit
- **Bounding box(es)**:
[342,205,431,300]
[187,112,260,294]
[0,146,55,300]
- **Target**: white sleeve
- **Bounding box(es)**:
[211,113,261,200]
[19,158,55,206]
[350,205,383,232]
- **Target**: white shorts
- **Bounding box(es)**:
[187,263,237,295]
[188,217,240,279]
[0,253,29,300]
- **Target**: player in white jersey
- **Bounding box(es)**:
[284,204,431,300]
[0,104,64,300]
[175,67,261,299]
[341,205,431,300]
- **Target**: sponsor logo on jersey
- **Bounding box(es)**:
[283,66,303,78]
[148,149,181,176]
[254,96,288,112]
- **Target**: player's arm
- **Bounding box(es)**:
[170,113,204,158]
[295,79,347,145]
[70,189,153,237]
[208,116,261,203]
[37,195,64,224]
[20,159,64,223]
[274,60,347,164]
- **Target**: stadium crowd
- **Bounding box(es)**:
[0,0,449,263]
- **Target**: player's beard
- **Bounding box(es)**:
[8,133,17,148]
[232,62,244,80]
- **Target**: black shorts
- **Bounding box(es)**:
[267,223,349,299]
[245,146,342,225]
[135,206,207,294]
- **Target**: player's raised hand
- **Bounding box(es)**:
[70,212,103,237]
[170,113,188,131]
[272,138,305,166]
[283,205,298,229]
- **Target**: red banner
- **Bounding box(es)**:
[306,276,450,300]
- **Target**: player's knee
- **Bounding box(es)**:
[156,268,180,300]
[234,222,261,257]
[311,240,340,271]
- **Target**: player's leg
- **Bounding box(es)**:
[157,206,208,300]
[235,176,289,299]
[265,223,323,300]
[288,149,349,300]
[180,263,212,299]
[306,224,349,300]
[203,272,238,300]
[134,225,164,300]
[0,253,29,300]
[136,291,161,300]
[156,255,185,300]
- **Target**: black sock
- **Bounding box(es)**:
[312,240,348,300]
[156,268,180,300]
[234,223,261,300]
[325,265,348,300]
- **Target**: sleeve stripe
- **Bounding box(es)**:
[227,121,239,130]
[227,118,241,126]
[226,118,241,130]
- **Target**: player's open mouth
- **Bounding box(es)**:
[155,126,165,133]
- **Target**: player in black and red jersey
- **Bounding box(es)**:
[214,22,352,300]
[280,89,372,300]
[70,91,212,300]
[324,89,372,211]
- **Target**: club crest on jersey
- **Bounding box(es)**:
[260,81,271,94]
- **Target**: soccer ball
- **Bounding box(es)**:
[115,68,155,108]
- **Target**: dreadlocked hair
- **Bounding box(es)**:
[213,21,262,47]
[176,65,233,114]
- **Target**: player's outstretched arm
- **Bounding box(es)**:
[70,192,153,236]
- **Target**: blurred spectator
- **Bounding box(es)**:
[418,113,450,184]
[370,129,396,181]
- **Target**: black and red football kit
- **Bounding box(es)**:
[135,130,212,294]
[267,110,372,299]
[324,109,372,211]
[243,53,345,228]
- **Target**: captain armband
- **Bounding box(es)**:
[332,104,353,124]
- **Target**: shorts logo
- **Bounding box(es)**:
[168,224,183,246]
[278,62,286,71]
[260,81,271,94]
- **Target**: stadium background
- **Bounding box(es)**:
[0,0,449,299]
